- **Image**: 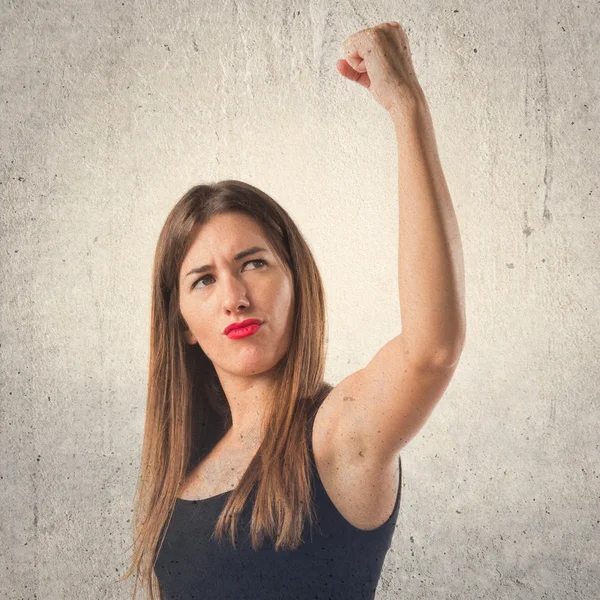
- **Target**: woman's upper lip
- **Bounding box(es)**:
[224,318,263,335]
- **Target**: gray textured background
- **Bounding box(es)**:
[1,1,599,599]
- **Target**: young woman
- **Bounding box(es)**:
[122,21,465,600]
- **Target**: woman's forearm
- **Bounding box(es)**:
[390,94,466,368]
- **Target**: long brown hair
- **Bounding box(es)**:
[120,180,333,599]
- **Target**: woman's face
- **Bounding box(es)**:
[178,212,295,378]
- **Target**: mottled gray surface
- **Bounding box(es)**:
[1,1,599,599]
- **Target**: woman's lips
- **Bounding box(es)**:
[226,323,262,339]
[223,318,263,335]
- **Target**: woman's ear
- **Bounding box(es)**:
[179,312,197,345]
[183,328,197,345]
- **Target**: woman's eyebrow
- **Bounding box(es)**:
[184,246,268,278]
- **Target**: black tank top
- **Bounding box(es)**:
[154,408,402,599]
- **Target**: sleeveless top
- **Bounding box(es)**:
[154,408,402,599]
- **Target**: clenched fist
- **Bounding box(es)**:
[337,22,425,114]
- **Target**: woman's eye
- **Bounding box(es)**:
[192,259,267,289]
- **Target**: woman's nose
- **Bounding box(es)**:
[221,275,249,310]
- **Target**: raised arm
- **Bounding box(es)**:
[320,22,466,461]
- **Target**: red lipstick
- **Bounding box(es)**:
[224,318,263,338]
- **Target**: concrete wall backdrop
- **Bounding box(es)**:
[1,1,598,598]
